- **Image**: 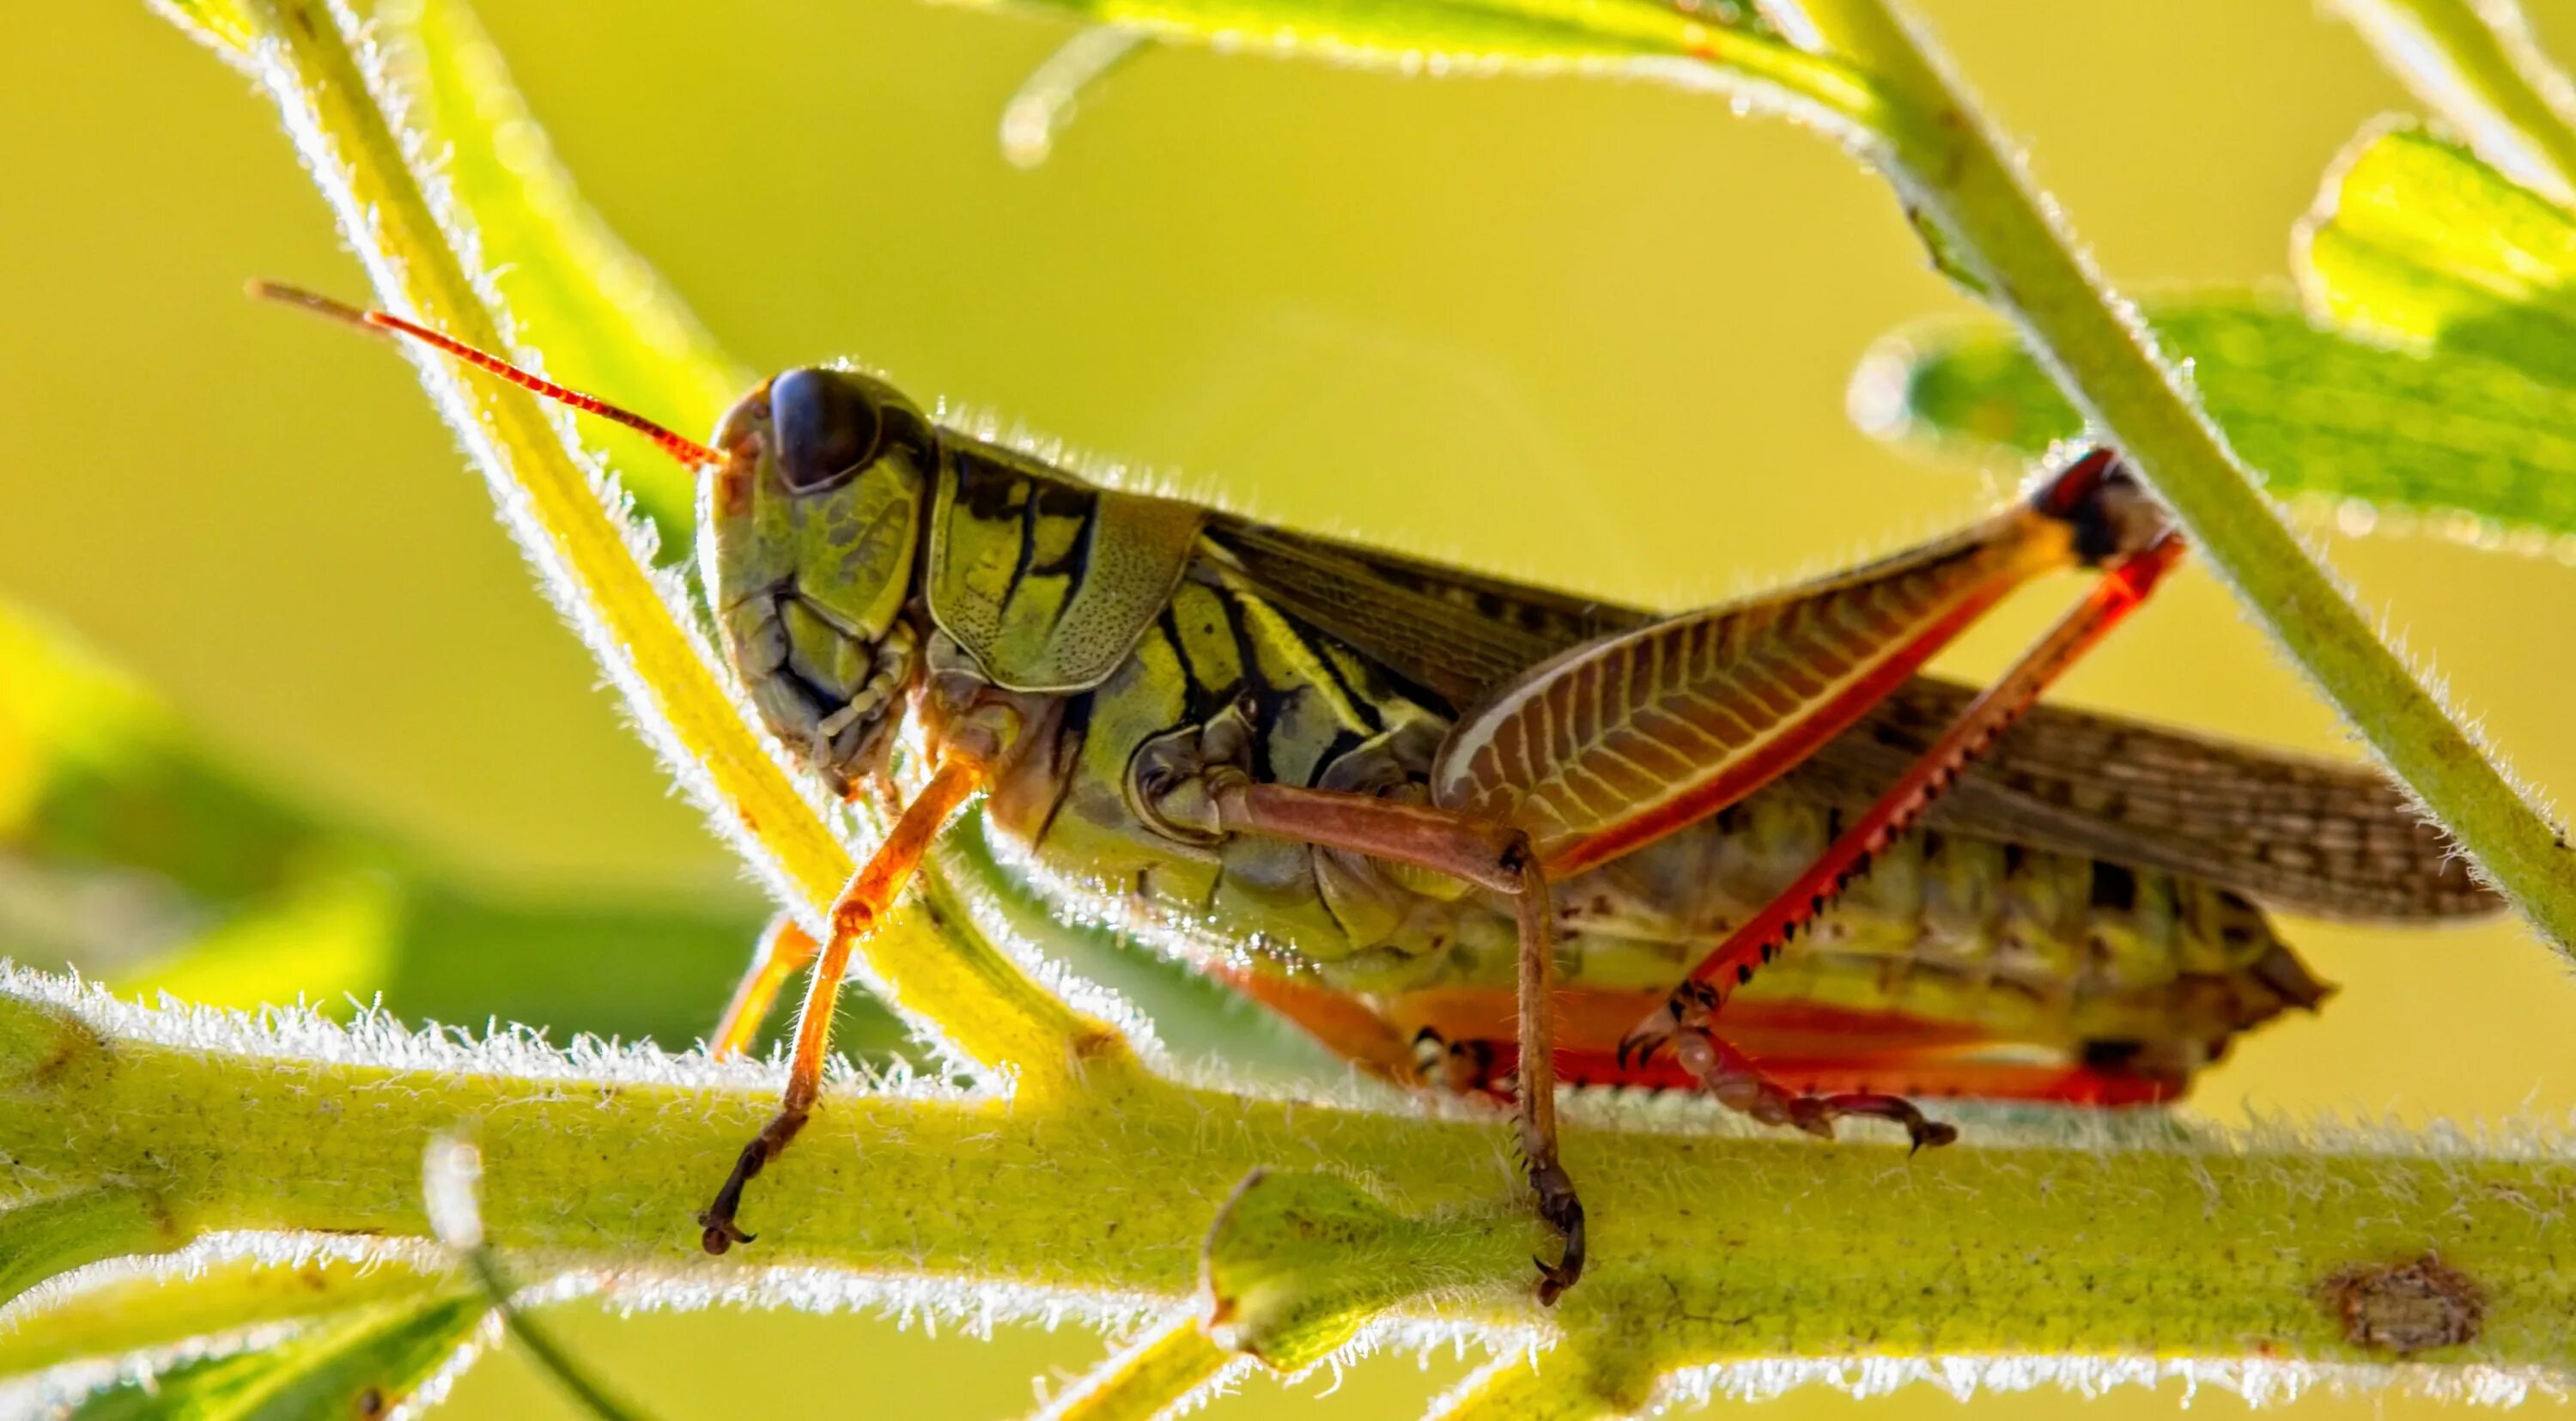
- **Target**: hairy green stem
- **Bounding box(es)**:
[1425,1351,1632,1420]
[1031,1315,1241,1421]
[1789,0,2576,950]
[5,981,2573,1404]
[995,0,1886,128]
[2330,0,2576,201]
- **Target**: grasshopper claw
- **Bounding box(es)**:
[698,1217,753,1253]
[1613,1033,1644,1071]
[699,1128,791,1255]
[1529,1158,1586,1306]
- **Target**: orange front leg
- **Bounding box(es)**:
[698,756,988,1253]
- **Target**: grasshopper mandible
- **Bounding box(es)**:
[257,284,2496,1303]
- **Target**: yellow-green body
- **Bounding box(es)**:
[699,378,2332,1091]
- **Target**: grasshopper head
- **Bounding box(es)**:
[245,285,941,795]
[702,367,942,792]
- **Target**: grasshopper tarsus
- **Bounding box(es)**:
[696,1145,764,1255]
[1529,1158,1586,1306]
[699,1114,805,1255]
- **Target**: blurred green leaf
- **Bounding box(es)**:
[0,605,337,914]
[383,0,752,553]
[1862,298,2576,539]
[950,0,1879,137]
[0,598,895,1055]
[2299,122,2576,385]
[2326,0,2576,205]
[112,875,400,1018]
[67,1295,484,1420]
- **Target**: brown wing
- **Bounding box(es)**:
[1200,517,1634,707]
[1785,680,2494,922]
[1199,515,2499,924]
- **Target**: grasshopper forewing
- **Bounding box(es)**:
[259,285,2497,1303]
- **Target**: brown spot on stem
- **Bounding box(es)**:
[2318,1254,2484,1357]
[1070,1024,1127,1061]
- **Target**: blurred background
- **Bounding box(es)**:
[12,1,2576,1414]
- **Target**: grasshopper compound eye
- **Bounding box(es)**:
[769,368,884,495]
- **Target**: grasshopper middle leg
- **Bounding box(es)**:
[707,913,823,1060]
[1209,779,1588,1303]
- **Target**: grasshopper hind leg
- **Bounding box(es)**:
[1642,986,1958,1150]
[1614,504,2187,1153]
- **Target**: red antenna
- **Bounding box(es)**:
[249,281,725,469]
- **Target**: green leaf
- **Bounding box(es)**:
[0,598,883,1056]
[382,0,751,553]
[0,1191,181,1314]
[0,602,338,914]
[1860,298,2576,541]
[2299,122,2576,386]
[0,1255,441,1382]
[66,1295,486,1421]
[2325,0,2576,204]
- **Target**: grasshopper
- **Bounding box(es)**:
[258,285,2496,1302]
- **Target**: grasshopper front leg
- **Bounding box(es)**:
[698,756,989,1254]
[1206,780,1587,1302]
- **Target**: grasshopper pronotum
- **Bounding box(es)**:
[258,283,2494,1303]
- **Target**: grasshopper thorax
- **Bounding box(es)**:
[702,367,945,794]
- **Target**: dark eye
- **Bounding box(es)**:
[770,368,881,494]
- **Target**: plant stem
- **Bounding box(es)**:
[1790,0,2576,951]
[1031,1314,1241,1421]
[10,979,2576,1399]
[1001,0,1886,128]
[460,1247,651,1421]
[1425,1351,1632,1420]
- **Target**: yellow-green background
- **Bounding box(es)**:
[14,1,2576,1415]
